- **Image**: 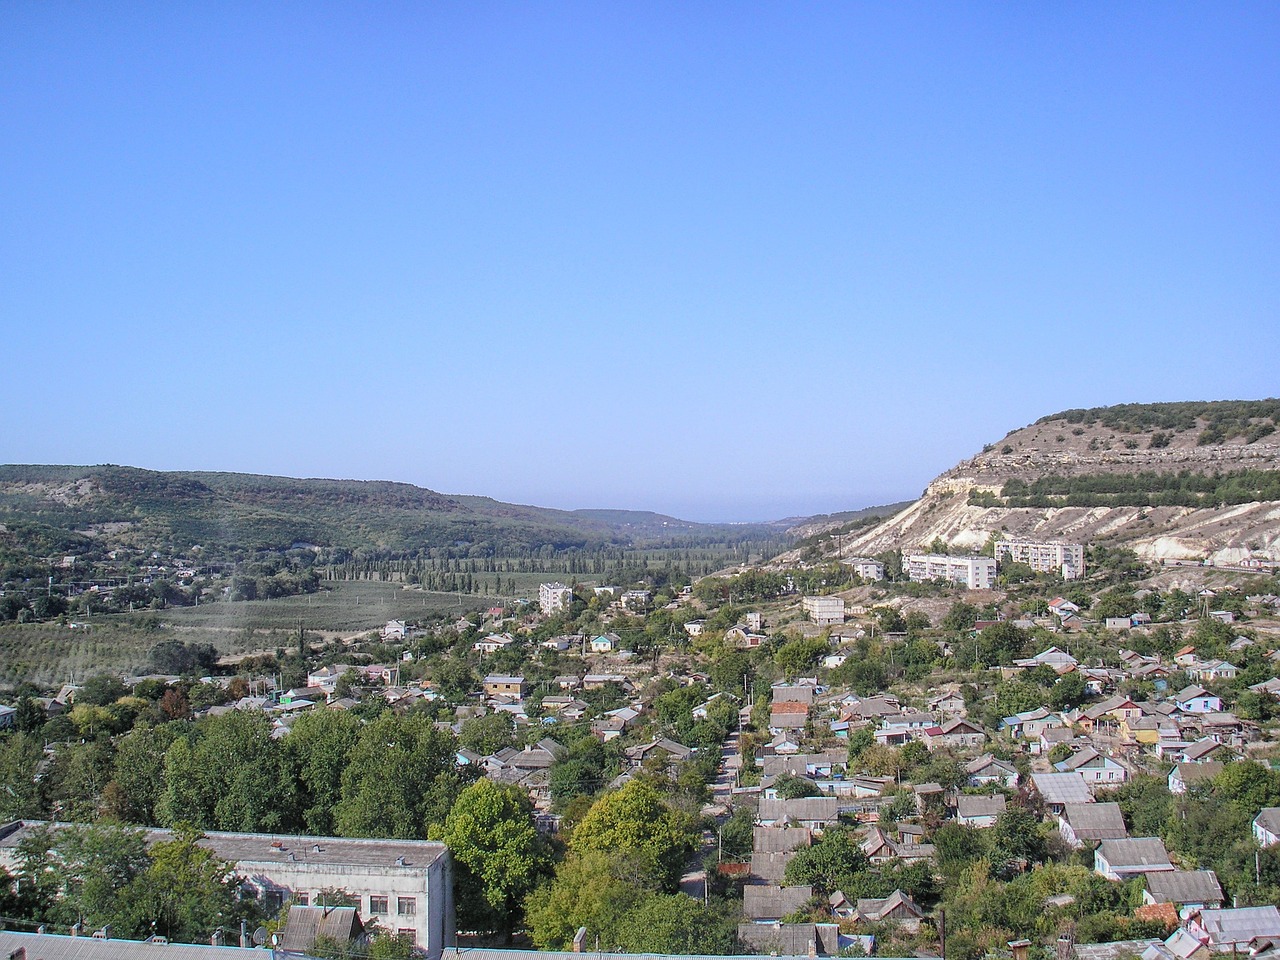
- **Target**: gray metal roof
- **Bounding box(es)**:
[1061,802,1128,840]
[1144,870,1223,905]
[1032,772,1093,804]
[743,884,814,919]
[0,931,272,960]
[0,820,447,871]
[1098,837,1172,869]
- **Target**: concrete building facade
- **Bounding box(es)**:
[538,582,573,616]
[905,554,997,590]
[0,822,454,959]
[802,596,845,626]
[995,539,1086,580]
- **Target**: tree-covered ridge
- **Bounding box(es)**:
[969,469,1280,509]
[0,464,785,559]
[1036,398,1280,443]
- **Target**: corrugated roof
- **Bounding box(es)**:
[0,931,269,960]
[1145,870,1223,905]
[1061,802,1128,840]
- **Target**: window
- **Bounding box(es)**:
[397,897,416,916]
[369,896,388,914]
[295,893,309,906]
[398,929,416,938]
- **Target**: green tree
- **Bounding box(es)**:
[783,827,872,895]
[282,709,362,835]
[121,823,248,943]
[435,779,552,941]
[525,850,647,950]
[613,893,739,954]
[110,723,181,824]
[568,779,697,891]
[335,712,469,839]
[459,713,516,757]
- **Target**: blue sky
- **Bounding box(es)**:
[2,4,1277,522]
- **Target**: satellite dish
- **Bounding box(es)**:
[252,927,268,945]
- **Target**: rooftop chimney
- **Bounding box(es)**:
[1009,939,1032,960]
[572,927,588,953]
[69,922,83,938]
[211,927,225,946]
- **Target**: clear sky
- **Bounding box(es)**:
[2,4,1277,522]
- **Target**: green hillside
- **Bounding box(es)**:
[0,464,778,561]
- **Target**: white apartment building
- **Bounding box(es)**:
[995,539,1086,580]
[849,558,885,581]
[538,582,573,616]
[905,554,997,590]
[0,822,454,958]
[802,595,846,626]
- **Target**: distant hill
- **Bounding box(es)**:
[0,464,784,563]
[788,399,1280,566]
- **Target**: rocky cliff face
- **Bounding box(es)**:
[822,404,1280,565]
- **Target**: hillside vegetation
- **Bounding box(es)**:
[800,398,1280,566]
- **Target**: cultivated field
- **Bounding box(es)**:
[0,581,488,689]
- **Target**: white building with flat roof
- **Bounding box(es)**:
[995,539,1086,580]
[802,596,845,626]
[538,582,573,615]
[905,554,997,590]
[0,821,454,958]
[849,558,885,581]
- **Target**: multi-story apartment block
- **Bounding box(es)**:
[802,595,846,626]
[905,554,997,590]
[849,558,886,581]
[538,582,573,615]
[995,539,1086,580]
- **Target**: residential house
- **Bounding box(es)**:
[1058,803,1128,849]
[802,595,845,625]
[1048,597,1082,619]
[1095,838,1175,881]
[482,675,527,699]
[1190,661,1239,683]
[625,738,693,767]
[758,797,840,832]
[1002,706,1066,741]
[770,701,810,733]
[928,717,985,750]
[967,754,1018,789]
[473,633,515,654]
[683,619,705,637]
[1014,646,1080,674]
[928,692,967,715]
[1055,747,1129,787]
[772,684,817,704]
[589,633,620,654]
[956,794,1006,828]
[1172,738,1229,764]
[1032,772,1094,814]
[724,625,768,649]
[1253,809,1280,848]
[851,890,927,931]
[1142,871,1224,911]
[1187,906,1280,952]
[736,922,842,957]
[742,885,814,922]
[582,673,629,691]
[1169,761,1224,795]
